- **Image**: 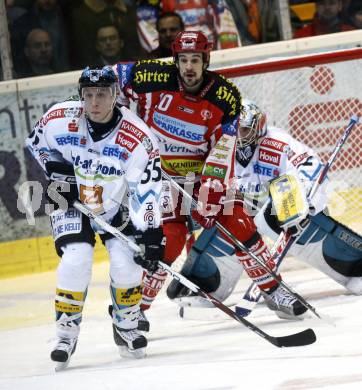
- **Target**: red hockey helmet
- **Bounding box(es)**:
[172,31,213,65]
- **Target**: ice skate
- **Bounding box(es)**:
[261,284,308,320]
[137,310,150,332]
[51,336,77,371]
[113,325,147,359]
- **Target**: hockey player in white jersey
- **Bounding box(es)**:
[168,99,362,316]
[26,66,164,368]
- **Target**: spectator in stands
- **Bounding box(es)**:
[294,0,355,38]
[227,0,280,45]
[94,24,125,65]
[348,3,362,29]
[137,0,241,53]
[5,0,27,26]
[16,28,55,78]
[147,11,184,59]
[10,0,69,73]
[68,0,144,68]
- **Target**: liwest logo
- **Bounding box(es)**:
[259,149,280,166]
[73,155,124,177]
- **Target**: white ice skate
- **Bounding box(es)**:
[112,325,147,359]
[51,337,78,371]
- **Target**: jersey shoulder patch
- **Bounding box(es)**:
[206,72,241,118]
[131,59,177,92]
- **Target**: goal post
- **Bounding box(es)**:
[218,47,362,234]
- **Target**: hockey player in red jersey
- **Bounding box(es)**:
[113,31,306,331]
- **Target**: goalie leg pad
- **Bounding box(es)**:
[255,207,362,293]
[297,213,362,277]
[166,227,243,307]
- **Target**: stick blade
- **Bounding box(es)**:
[274,328,316,348]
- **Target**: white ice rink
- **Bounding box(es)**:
[1,261,362,390]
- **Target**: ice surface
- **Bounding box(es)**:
[1,262,362,390]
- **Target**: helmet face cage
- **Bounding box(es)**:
[172,31,213,65]
[237,101,266,148]
[78,66,118,98]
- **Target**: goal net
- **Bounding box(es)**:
[219,47,362,235]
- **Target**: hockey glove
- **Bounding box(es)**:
[134,227,166,273]
[191,179,225,229]
[45,161,78,210]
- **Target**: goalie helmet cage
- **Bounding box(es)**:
[217,47,362,235]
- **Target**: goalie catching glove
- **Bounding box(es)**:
[133,227,166,273]
[191,179,225,229]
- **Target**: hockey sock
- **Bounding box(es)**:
[55,288,86,338]
[140,269,168,311]
[236,234,280,291]
[110,283,142,329]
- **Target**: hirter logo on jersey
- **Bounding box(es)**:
[115,131,137,152]
[259,149,281,166]
[260,138,288,152]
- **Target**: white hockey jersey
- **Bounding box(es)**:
[26,99,162,232]
[235,126,328,214]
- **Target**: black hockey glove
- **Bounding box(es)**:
[45,161,78,211]
[133,227,166,273]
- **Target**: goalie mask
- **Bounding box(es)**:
[236,100,267,165]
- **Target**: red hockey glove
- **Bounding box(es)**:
[191,179,225,229]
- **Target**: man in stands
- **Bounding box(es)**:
[294,0,354,38]
[148,11,184,59]
[137,0,241,52]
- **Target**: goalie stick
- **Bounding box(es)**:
[161,170,322,320]
[236,114,360,317]
[72,200,316,348]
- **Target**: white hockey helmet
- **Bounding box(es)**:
[237,99,267,148]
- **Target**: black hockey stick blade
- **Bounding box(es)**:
[272,328,316,348]
[201,290,317,348]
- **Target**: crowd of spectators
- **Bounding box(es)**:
[1,0,361,80]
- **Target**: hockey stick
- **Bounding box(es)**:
[236,114,360,316]
[72,200,316,348]
[161,170,322,320]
